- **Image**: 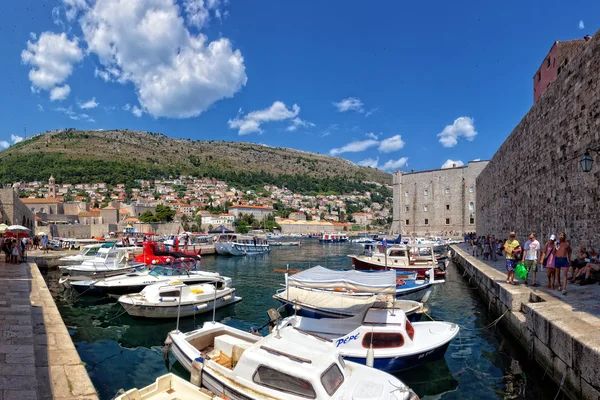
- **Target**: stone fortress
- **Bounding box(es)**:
[390,161,489,237]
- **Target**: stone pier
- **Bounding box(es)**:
[0,259,98,399]
[450,244,600,400]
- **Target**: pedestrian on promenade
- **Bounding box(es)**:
[541,235,557,289]
[555,232,572,295]
[41,234,49,254]
[491,235,498,262]
[483,237,491,260]
[522,232,541,287]
[504,232,521,285]
[11,240,20,264]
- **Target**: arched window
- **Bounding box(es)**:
[469,202,474,211]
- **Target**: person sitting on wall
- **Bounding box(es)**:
[569,246,590,283]
[577,249,599,286]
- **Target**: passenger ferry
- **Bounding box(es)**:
[214,234,270,256]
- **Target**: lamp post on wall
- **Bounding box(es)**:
[581,147,600,172]
[503,192,509,203]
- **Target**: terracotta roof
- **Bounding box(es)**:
[21,198,62,204]
[102,206,116,210]
[78,211,101,217]
[230,205,274,211]
[123,217,139,223]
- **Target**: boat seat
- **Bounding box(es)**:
[214,334,251,359]
[231,344,251,368]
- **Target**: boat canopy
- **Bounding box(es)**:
[287,266,396,294]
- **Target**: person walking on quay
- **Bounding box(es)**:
[10,240,20,264]
[483,237,491,261]
[555,232,572,295]
[541,235,557,289]
[522,232,541,287]
[490,235,498,262]
[504,232,521,285]
[41,234,49,254]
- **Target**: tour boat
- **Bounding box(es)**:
[114,373,218,400]
[214,234,270,256]
[269,241,301,247]
[167,322,419,400]
[59,246,145,277]
[67,266,227,296]
[273,266,425,321]
[279,307,459,372]
[319,232,349,243]
[118,281,241,318]
[58,243,103,264]
[350,244,448,278]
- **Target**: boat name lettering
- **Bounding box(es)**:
[336,333,360,347]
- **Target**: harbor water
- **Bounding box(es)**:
[44,240,560,400]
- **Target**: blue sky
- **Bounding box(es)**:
[1,0,597,173]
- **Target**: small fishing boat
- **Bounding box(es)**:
[167,321,419,400]
[59,245,145,277]
[113,373,218,400]
[214,234,270,256]
[273,266,424,321]
[118,281,241,318]
[67,266,227,296]
[319,232,349,243]
[269,241,301,247]
[279,307,459,372]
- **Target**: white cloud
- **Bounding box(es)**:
[329,139,379,156]
[441,159,464,169]
[473,158,481,161]
[579,20,585,29]
[381,157,409,172]
[80,0,247,118]
[333,97,364,113]
[56,106,95,122]
[122,103,131,111]
[228,101,300,135]
[50,85,71,101]
[182,0,224,29]
[365,132,379,140]
[378,134,405,153]
[37,104,44,112]
[132,105,144,117]
[52,7,63,26]
[21,32,83,100]
[437,116,477,147]
[365,108,378,117]
[78,97,99,109]
[63,0,89,21]
[11,135,24,144]
[0,141,9,149]
[358,157,379,168]
[286,117,315,132]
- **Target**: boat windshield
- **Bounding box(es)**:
[321,363,344,396]
[252,366,316,399]
[83,247,100,257]
[149,267,186,277]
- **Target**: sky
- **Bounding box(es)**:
[1,0,598,173]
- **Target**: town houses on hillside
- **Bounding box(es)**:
[9,176,392,236]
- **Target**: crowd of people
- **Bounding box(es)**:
[0,234,49,264]
[464,232,600,296]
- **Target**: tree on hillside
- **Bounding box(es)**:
[155,205,175,222]
[139,210,157,223]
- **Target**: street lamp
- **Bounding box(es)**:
[581,147,600,173]
[503,192,509,203]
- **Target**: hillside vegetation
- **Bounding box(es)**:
[0,129,392,195]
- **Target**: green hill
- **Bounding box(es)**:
[0,129,392,196]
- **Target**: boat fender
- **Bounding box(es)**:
[293,305,302,311]
[190,357,204,387]
[194,304,208,311]
[223,295,232,301]
[366,344,375,368]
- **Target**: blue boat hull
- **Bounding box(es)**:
[344,340,451,372]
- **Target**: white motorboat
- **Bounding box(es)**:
[167,321,419,400]
[67,266,227,297]
[59,246,144,276]
[113,373,218,400]
[273,266,425,321]
[118,281,241,318]
[58,243,103,264]
[279,307,459,372]
[214,234,270,256]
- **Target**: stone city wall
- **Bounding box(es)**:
[477,30,600,250]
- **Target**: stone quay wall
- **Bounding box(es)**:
[450,245,600,400]
[476,30,600,249]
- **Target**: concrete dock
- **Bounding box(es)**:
[0,259,98,399]
[450,244,600,400]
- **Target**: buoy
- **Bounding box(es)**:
[190,357,204,387]
[366,344,375,367]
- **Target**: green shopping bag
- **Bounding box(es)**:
[515,262,528,280]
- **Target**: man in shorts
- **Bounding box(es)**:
[555,232,572,295]
[504,232,521,285]
[522,232,540,287]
